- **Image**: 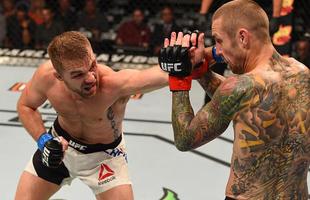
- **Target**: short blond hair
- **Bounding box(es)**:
[47,31,91,73]
[213,0,270,43]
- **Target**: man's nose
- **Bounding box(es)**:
[85,72,95,83]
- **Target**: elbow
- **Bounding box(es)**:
[175,145,191,152]
[16,99,31,116]
[173,129,196,152]
[175,141,192,152]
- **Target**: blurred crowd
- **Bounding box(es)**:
[0,0,308,67]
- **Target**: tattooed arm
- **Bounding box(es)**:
[197,70,226,97]
[172,75,254,151]
[192,46,226,97]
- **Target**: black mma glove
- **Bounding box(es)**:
[159,45,193,91]
[37,132,63,168]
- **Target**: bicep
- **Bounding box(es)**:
[189,75,254,147]
[187,91,232,148]
[18,71,48,110]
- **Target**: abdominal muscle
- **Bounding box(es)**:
[57,112,123,144]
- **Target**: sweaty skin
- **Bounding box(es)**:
[172,52,310,199]
[17,60,168,145]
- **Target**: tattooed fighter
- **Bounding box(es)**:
[15,31,168,200]
[159,0,310,199]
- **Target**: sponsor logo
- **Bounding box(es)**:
[98,176,116,186]
[0,48,157,70]
[160,62,182,72]
[160,188,179,200]
[104,147,128,162]
[68,140,87,151]
[42,147,51,167]
[98,163,115,185]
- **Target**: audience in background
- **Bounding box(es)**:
[76,0,109,52]
[2,0,15,18]
[6,2,36,49]
[0,0,308,61]
[0,9,6,46]
[150,6,181,55]
[35,6,63,49]
[55,0,76,31]
[116,8,151,50]
[28,0,45,25]
[295,38,310,69]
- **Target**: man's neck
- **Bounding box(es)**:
[244,43,275,73]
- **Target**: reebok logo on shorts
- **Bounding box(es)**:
[98,163,116,185]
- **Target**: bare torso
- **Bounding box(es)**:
[45,64,130,144]
[226,57,310,199]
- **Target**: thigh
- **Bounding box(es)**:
[15,171,61,200]
[78,137,131,194]
[96,184,133,200]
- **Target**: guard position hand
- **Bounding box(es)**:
[159,31,209,91]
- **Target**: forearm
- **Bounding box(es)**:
[197,70,226,97]
[172,90,231,152]
[172,92,197,151]
[138,65,168,93]
[17,104,46,141]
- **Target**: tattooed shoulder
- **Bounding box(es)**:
[212,75,256,120]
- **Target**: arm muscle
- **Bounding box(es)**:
[172,75,255,151]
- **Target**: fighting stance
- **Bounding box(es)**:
[159,0,310,199]
[15,31,168,200]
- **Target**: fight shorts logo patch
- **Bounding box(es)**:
[68,140,87,151]
[98,163,116,185]
[104,147,128,162]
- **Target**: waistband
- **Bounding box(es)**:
[50,118,122,154]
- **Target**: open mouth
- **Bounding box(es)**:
[83,83,96,92]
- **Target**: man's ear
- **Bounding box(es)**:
[54,72,63,81]
[238,29,249,48]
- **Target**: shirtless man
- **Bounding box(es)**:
[14,31,168,200]
[159,0,310,199]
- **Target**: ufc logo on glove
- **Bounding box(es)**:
[160,62,182,72]
[158,46,192,77]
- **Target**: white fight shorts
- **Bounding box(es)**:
[24,118,131,194]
